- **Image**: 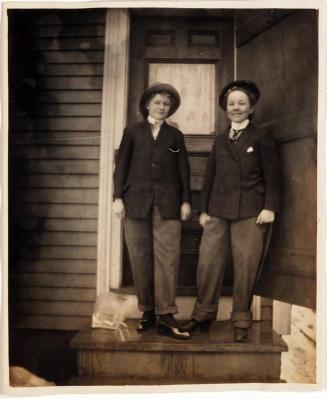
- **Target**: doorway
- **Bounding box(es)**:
[122,15,234,294]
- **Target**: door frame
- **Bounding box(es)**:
[96,8,265,322]
[96,9,130,296]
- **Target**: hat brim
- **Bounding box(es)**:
[139,83,181,118]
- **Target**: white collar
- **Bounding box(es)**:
[148,115,164,126]
[231,119,250,131]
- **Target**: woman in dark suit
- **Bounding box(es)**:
[113,83,191,339]
[182,80,280,342]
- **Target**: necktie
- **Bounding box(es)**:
[230,129,243,142]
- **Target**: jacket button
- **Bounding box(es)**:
[220,188,224,193]
[152,162,156,167]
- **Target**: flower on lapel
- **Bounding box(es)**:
[247,146,254,153]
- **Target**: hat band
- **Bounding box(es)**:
[227,86,238,94]
[227,86,251,95]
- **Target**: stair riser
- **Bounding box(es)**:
[77,350,281,382]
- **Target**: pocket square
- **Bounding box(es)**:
[247,146,254,153]
[169,147,180,153]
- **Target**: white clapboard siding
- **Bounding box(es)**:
[31,24,105,38]
[13,287,97,302]
[36,76,103,90]
[25,90,103,103]
[10,9,106,330]
[33,9,106,24]
[33,63,104,76]
[20,246,97,260]
[14,117,101,131]
[14,301,95,316]
[13,160,99,174]
[14,174,99,189]
[13,132,101,146]
[17,218,98,232]
[12,272,96,288]
[14,316,91,330]
[15,145,100,160]
[16,188,99,204]
[16,259,97,274]
[30,37,105,51]
[32,104,102,116]
[20,50,105,64]
[17,204,98,218]
[23,232,98,246]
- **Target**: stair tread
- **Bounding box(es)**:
[71,320,287,353]
[69,375,283,385]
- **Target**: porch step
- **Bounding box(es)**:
[70,320,287,385]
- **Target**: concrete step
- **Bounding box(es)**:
[70,320,287,385]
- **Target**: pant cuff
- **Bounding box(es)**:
[139,304,155,312]
[192,301,218,321]
[156,305,177,315]
[231,311,253,329]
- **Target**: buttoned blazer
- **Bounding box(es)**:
[200,123,280,220]
[113,121,191,219]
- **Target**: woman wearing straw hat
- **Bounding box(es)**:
[181,80,280,342]
[113,83,191,339]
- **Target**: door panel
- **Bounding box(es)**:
[128,16,234,131]
[124,15,234,294]
[149,63,216,134]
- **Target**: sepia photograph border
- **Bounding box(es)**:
[0,0,326,397]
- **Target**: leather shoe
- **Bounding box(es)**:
[137,311,156,332]
[157,314,190,340]
[234,327,248,342]
[180,319,212,333]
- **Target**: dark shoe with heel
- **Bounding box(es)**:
[234,327,248,342]
[180,319,212,333]
[137,311,156,332]
[157,314,190,340]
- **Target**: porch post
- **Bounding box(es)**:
[96,9,130,295]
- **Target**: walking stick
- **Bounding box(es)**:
[249,222,274,307]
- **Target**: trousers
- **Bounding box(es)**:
[192,216,266,328]
[123,206,181,315]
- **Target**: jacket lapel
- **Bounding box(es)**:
[140,120,154,142]
[140,120,169,143]
[235,124,255,155]
[223,128,238,160]
[155,121,169,144]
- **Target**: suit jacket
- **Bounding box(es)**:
[113,120,191,219]
[200,123,280,220]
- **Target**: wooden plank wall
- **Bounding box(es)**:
[8,9,106,330]
[236,10,318,308]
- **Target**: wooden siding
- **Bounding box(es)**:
[9,9,106,330]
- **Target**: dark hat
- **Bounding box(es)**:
[219,80,260,110]
[139,82,181,118]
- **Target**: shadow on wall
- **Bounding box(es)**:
[9,329,77,385]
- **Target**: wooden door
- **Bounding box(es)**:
[122,16,234,295]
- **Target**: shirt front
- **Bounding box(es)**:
[148,115,164,140]
[229,119,250,141]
